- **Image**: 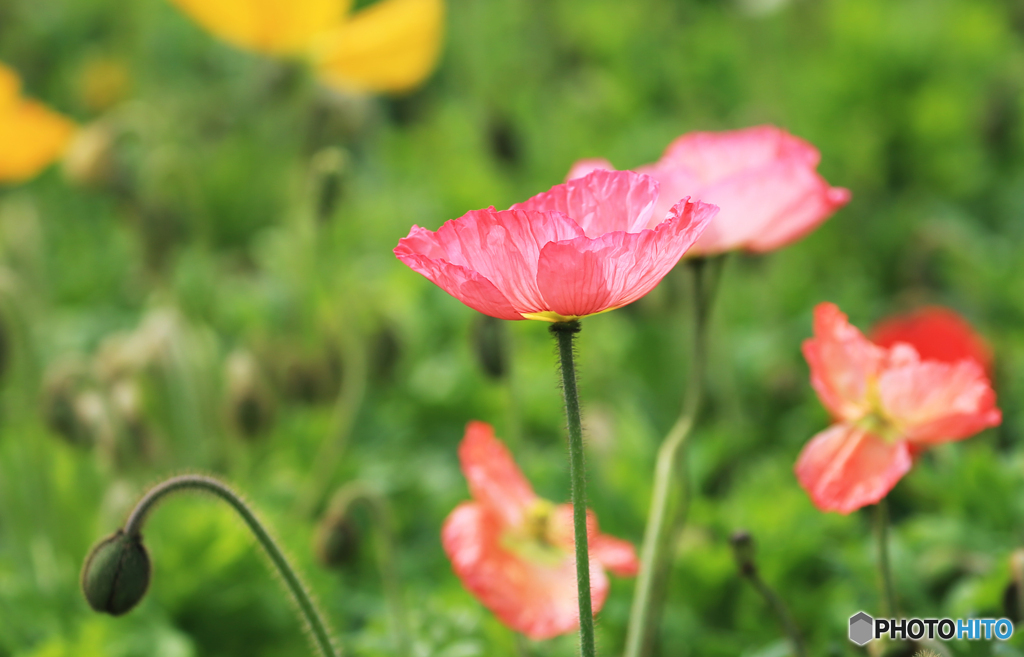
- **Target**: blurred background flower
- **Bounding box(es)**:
[1,0,1023,655]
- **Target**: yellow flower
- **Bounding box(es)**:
[0,63,76,184]
[168,0,444,93]
[310,0,444,93]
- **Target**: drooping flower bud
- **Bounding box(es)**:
[313,509,361,569]
[224,349,276,439]
[81,530,151,616]
[308,147,349,223]
[471,314,508,380]
[729,530,756,577]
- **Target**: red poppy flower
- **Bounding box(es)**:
[567,125,850,255]
[871,306,993,377]
[394,169,717,322]
[795,303,1001,514]
[442,422,639,639]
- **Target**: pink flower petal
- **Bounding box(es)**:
[441,502,609,640]
[393,251,521,320]
[802,303,886,422]
[394,209,584,318]
[590,534,640,577]
[459,421,536,527]
[534,198,718,318]
[878,347,1001,446]
[744,183,851,253]
[660,125,821,182]
[566,158,615,181]
[794,423,913,514]
[512,169,659,237]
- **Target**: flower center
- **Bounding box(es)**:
[501,499,566,565]
[857,385,901,441]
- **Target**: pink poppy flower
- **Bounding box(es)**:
[871,306,994,377]
[442,421,639,639]
[567,126,850,255]
[394,169,718,322]
[795,303,1001,514]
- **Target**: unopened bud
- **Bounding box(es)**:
[225,350,275,439]
[81,530,151,615]
[729,530,756,577]
[314,509,361,568]
[308,147,349,222]
[471,315,508,380]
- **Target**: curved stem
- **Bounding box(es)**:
[322,483,410,657]
[875,498,897,618]
[299,326,368,517]
[550,320,595,657]
[125,474,340,657]
[624,256,723,657]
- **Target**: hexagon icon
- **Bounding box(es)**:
[849,611,874,646]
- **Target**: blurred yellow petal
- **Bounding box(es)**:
[311,0,444,93]
[0,67,76,183]
[0,63,21,111]
[169,0,351,55]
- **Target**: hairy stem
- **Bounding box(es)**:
[876,498,897,618]
[550,320,595,657]
[125,474,340,657]
[625,256,723,657]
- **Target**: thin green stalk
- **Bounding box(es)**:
[624,256,723,657]
[124,474,340,657]
[322,483,410,656]
[875,498,897,618]
[299,325,368,517]
[550,320,595,657]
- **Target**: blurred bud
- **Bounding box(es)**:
[308,147,349,223]
[42,364,101,447]
[225,350,275,439]
[307,88,372,151]
[370,324,401,383]
[471,315,508,380]
[78,57,131,114]
[487,114,521,168]
[313,508,361,569]
[729,530,756,577]
[271,343,343,405]
[81,530,151,615]
[63,122,117,189]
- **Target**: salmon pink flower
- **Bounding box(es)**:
[567,126,850,255]
[442,421,639,639]
[871,306,993,377]
[795,303,1001,514]
[394,169,718,322]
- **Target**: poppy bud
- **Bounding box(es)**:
[81,530,151,616]
[471,314,508,380]
[313,507,361,569]
[729,530,756,577]
[308,147,349,223]
[225,350,275,439]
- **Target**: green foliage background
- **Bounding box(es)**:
[2,0,1024,655]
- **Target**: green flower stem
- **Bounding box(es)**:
[300,325,368,517]
[322,483,410,656]
[124,474,341,657]
[550,320,595,657]
[876,498,897,618]
[624,256,723,657]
